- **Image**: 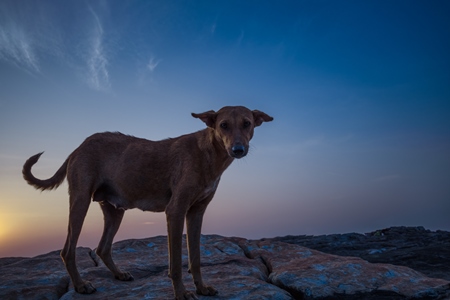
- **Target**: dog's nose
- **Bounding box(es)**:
[231,144,246,157]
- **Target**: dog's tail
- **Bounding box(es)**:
[22,152,68,191]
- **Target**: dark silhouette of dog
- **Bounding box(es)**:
[23,106,273,299]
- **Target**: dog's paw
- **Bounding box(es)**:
[196,285,218,296]
[115,271,134,281]
[75,281,96,294]
[175,290,198,300]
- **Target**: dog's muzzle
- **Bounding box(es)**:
[231,144,247,158]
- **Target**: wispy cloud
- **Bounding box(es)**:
[0,12,40,74]
[136,53,161,86]
[0,1,115,92]
[210,23,217,34]
[85,5,111,92]
[147,55,161,72]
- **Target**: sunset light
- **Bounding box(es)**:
[1,1,449,260]
[0,220,8,240]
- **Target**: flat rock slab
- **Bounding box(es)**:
[238,239,450,299]
[1,233,449,299]
[271,226,450,281]
[0,247,94,300]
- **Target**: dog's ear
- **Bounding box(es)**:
[252,110,274,127]
[192,110,217,128]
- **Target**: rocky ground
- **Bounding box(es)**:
[270,226,450,282]
[0,226,449,299]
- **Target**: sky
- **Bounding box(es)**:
[0,0,449,258]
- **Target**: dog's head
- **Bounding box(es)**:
[192,106,273,159]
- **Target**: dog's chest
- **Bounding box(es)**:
[199,177,220,200]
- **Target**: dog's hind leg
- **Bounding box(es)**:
[61,193,96,294]
[96,201,134,281]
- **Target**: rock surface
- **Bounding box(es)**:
[270,226,450,281]
[0,227,449,299]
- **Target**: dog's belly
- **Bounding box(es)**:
[93,182,170,212]
[97,195,169,212]
[133,198,168,212]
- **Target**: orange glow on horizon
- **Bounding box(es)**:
[0,212,13,241]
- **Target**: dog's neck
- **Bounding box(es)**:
[199,128,234,175]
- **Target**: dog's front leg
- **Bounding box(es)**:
[166,204,197,300]
[186,204,218,296]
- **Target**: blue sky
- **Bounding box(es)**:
[1,0,449,257]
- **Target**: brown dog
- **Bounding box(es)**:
[22,106,273,299]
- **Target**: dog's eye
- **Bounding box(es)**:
[243,121,251,128]
[220,122,228,129]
